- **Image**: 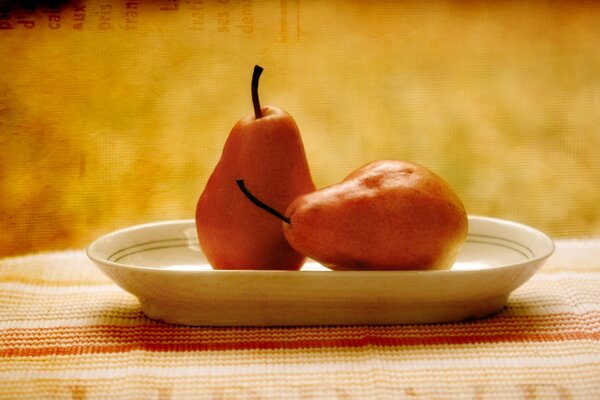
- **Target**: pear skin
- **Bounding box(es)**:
[282,160,468,271]
[195,67,315,270]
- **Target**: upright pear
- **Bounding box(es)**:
[238,160,468,271]
[196,65,315,270]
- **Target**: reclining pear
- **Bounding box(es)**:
[238,160,468,271]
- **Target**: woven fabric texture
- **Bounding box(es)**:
[1,240,599,399]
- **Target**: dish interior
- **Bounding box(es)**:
[90,217,551,272]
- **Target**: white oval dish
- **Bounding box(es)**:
[86,216,554,326]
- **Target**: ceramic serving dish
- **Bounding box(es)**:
[86,216,554,326]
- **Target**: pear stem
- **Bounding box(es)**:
[252,65,264,119]
[236,179,291,224]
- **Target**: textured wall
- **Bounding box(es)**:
[1,0,600,256]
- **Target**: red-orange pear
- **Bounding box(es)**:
[238,160,468,271]
[196,66,315,270]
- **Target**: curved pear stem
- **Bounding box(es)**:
[252,65,264,119]
[236,179,291,224]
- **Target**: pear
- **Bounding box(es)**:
[196,66,315,270]
[238,160,468,271]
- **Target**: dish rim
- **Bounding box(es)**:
[85,215,555,276]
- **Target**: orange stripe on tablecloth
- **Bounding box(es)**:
[2,328,599,358]
[3,310,599,339]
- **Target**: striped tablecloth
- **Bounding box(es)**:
[1,240,599,399]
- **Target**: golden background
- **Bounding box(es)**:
[1,0,600,257]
